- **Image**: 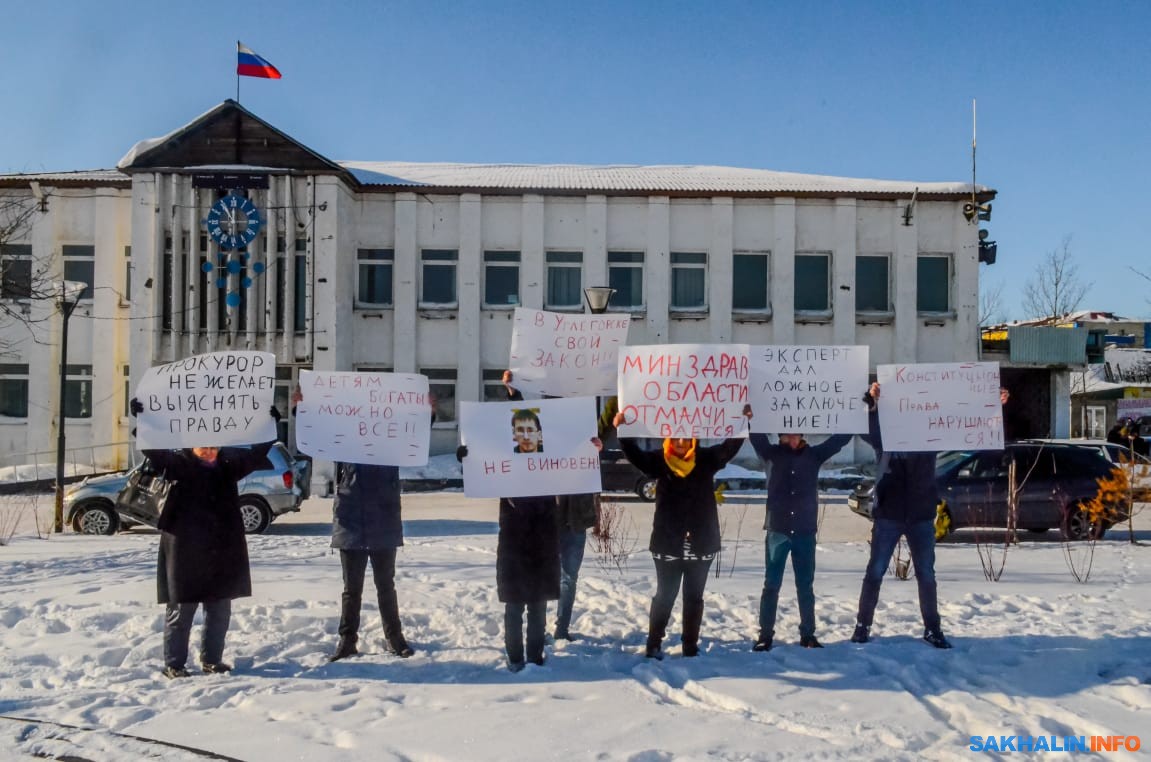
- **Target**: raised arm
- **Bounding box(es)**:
[811,433,853,463]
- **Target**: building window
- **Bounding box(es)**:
[1,244,33,300]
[422,368,457,423]
[917,254,951,313]
[122,365,131,418]
[62,245,95,301]
[65,364,92,419]
[545,251,582,309]
[1085,406,1106,439]
[607,251,644,309]
[356,248,394,307]
[732,251,769,311]
[670,252,707,310]
[0,364,29,418]
[421,249,458,307]
[294,240,308,332]
[483,369,511,401]
[483,250,520,307]
[795,253,831,312]
[123,246,132,304]
[856,255,891,312]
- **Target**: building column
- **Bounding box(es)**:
[521,194,544,309]
[646,196,670,342]
[457,194,482,402]
[709,198,734,343]
[832,198,857,346]
[770,198,796,345]
[393,192,418,373]
[893,203,918,363]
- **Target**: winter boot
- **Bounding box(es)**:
[329,637,359,662]
[644,634,664,661]
[799,635,824,649]
[752,632,773,652]
[923,629,953,649]
[850,623,870,643]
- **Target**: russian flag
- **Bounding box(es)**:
[237,42,282,79]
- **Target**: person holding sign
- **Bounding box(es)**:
[613,406,752,660]
[748,430,852,652]
[851,383,952,649]
[292,386,425,662]
[502,370,617,642]
[130,398,281,679]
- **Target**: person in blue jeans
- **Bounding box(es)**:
[749,430,852,651]
[851,382,952,649]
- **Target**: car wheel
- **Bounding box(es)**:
[72,501,119,536]
[238,496,272,534]
[1060,502,1105,542]
[636,478,657,502]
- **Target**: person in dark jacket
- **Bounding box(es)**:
[613,406,751,659]
[748,430,852,651]
[457,436,602,672]
[851,382,951,649]
[501,370,616,641]
[131,399,280,679]
[292,386,428,662]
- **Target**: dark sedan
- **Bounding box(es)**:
[847,443,1124,540]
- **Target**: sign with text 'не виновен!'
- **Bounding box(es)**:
[459,397,600,498]
[616,344,750,439]
[295,371,431,466]
[135,351,277,449]
[508,307,630,398]
[876,361,1003,451]
[748,345,870,434]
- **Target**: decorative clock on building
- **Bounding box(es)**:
[206,194,262,250]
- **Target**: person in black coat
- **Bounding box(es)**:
[293,386,426,662]
[613,406,751,659]
[851,382,951,649]
[457,422,602,671]
[131,399,280,679]
[748,430,852,651]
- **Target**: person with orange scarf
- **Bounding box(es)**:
[613,405,752,659]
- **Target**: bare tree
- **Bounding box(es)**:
[0,190,60,335]
[979,278,1006,326]
[1021,236,1092,320]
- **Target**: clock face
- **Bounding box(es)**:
[206,194,263,250]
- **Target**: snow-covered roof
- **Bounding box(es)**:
[342,161,987,196]
[0,169,128,185]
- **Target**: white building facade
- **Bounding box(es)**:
[0,101,995,469]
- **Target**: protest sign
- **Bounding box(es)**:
[876,362,1003,451]
[134,351,277,449]
[459,397,601,498]
[748,345,869,434]
[616,344,750,439]
[295,371,431,466]
[508,307,630,397]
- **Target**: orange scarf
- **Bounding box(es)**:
[662,439,698,477]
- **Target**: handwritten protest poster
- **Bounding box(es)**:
[509,307,630,397]
[295,371,431,466]
[617,344,751,439]
[876,362,1003,451]
[459,397,600,498]
[749,345,869,434]
[134,351,277,449]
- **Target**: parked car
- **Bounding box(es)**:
[64,443,311,536]
[1022,439,1151,500]
[847,443,1126,540]
[599,448,658,501]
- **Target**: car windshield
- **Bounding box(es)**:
[936,450,971,474]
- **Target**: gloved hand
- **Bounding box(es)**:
[455,445,468,462]
[269,405,282,422]
[130,398,144,416]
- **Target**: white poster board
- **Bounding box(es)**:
[295,371,431,466]
[459,397,601,498]
[748,345,870,434]
[135,351,277,449]
[617,344,751,439]
[876,362,1003,451]
[508,307,630,397]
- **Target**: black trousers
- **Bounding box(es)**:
[164,599,231,669]
[648,556,713,649]
[338,548,404,646]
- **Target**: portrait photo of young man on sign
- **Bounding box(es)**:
[512,408,544,454]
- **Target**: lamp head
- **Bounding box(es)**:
[583,286,615,314]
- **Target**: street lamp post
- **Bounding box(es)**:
[582,286,615,315]
[54,280,87,533]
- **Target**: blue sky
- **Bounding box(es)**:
[3,0,1149,321]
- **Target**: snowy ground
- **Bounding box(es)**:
[1,492,1149,761]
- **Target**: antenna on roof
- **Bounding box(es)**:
[963,98,992,223]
